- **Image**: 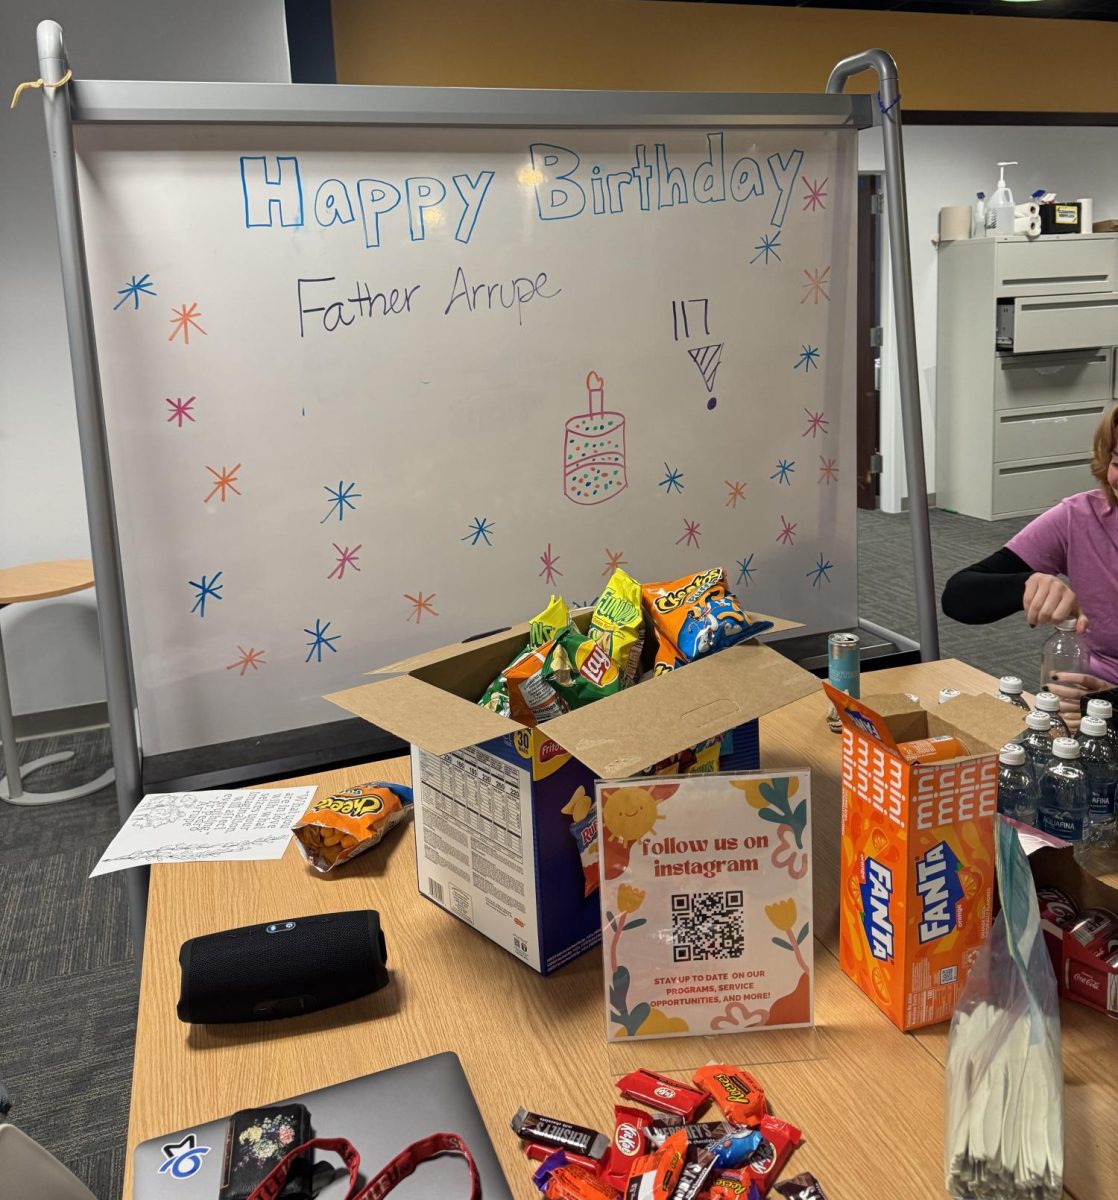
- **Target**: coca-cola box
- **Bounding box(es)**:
[1022,828,1118,1019]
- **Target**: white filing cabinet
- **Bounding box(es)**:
[936,233,1118,520]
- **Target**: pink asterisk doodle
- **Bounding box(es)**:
[803,178,828,212]
[677,519,702,549]
[802,409,829,438]
[777,515,798,545]
[539,543,563,587]
[166,396,195,427]
[328,544,362,580]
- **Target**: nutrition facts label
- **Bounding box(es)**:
[416,745,525,856]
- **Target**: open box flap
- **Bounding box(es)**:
[541,642,818,778]
[935,693,1028,756]
[325,673,527,756]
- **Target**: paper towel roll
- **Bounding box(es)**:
[1014,202,1040,219]
[1014,214,1041,238]
[939,205,972,242]
[1078,198,1093,232]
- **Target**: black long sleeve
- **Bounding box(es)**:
[941,547,1034,625]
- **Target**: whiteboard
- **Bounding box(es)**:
[76,121,857,756]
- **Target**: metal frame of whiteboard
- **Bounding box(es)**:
[35,19,936,953]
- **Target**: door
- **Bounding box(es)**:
[856,175,881,509]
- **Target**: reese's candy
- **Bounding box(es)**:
[775,1173,830,1200]
[709,1176,762,1200]
[531,1152,617,1200]
[511,1109,610,1160]
[590,568,645,686]
[615,1069,708,1120]
[624,1130,686,1200]
[692,1065,766,1127]
[292,781,412,873]
[641,568,773,675]
[740,1116,803,1196]
[506,625,620,727]
[600,1105,651,1192]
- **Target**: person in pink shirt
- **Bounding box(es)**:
[942,407,1118,729]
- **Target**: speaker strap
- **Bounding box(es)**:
[245,1131,481,1200]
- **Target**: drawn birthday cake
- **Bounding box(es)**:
[563,371,628,505]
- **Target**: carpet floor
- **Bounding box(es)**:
[0,507,1047,1198]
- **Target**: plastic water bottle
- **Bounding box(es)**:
[1034,690,1071,739]
[1086,698,1118,758]
[997,743,1037,826]
[1040,619,1087,692]
[1038,737,1090,851]
[1078,714,1117,848]
[939,687,962,705]
[1015,711,1054,784]
[994,675,1030,712]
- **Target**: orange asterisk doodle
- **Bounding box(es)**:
[226,646,266,676]
[603,548,627,576]
[204,464,241,503]
[725,480,747,508]
[169,301,206,344]
[405,591,439,624]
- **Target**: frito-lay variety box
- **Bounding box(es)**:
[825,686,1025,1030]
[326,609,814,974]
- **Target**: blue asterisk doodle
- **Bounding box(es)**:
[807,553,834,588]
[113,273,157,311]
[305,618,341,662]
[794,345,821,372]
[321,480,361,523]
[736,553,757,587]
[659,463,684,495]
[771,459,796,486]
[462,516,494,546]
[750,232,782,265]
[189,571,223,618]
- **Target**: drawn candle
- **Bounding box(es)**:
[563,371,628,505]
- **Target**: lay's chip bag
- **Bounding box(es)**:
[589,568,645,686]
[479,595,570,717]
[641,567,773,675]
[505,625,620,726]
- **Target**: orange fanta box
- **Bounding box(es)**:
[825,685,1020,1031]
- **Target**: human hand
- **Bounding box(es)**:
[1023,573,1088,632]
[1044,672,1112,734]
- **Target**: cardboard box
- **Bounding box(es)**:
[827,687,1025,1030]
[1023,831,1118,1019]
[328,611,815,974]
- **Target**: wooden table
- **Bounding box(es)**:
[124,660,1116,1199]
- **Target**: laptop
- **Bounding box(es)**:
[133,1052,514,1199]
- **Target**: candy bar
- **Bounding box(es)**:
[708,1176,762,1200]
[775,1171,830,1199]
[523,1143,603,1173]
[668,1156,717,1200]
[600,1106,651,1192]
[740,1115,803,1195]
[692,1065,766,1127]
[615,1069,708,1120]
[531,1152,619,1200]
[511,1108,610,1160]
[709,1127,764,1169]
[646,1121,726,1150]
[624,1130,687,1200]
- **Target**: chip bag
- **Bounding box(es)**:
[478,595,571,716]
[641,568,773,675]
[505,625,620,726]
[561,785,600,897]
[292,781,413,873]
[589,568,645,686]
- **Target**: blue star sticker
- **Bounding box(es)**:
[304,618,341,662]
[462,516,494,546]
[807,553,834,588]
[736,553,757,587]
[321,480,361,523]
[770,458,796,486]
[794,345,821,372]
[188,571,223,618]
[113,273,157,311]
[750,232,782,265]
[659,463,684,495]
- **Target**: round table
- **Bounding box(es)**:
[0,560,114,805]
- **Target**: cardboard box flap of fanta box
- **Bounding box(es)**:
[826,684,1025,1030]
[327,609,809,779]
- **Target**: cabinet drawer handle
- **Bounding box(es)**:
[1020,298,1118,313]
[998,458,1090,476]
[1002,274,1108,287]
[999,405,1105,424]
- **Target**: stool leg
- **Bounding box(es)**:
[0,614,23,800]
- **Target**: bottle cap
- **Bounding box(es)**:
[1035,691,1061,713]
[939,688,961,704]
[1087,698,1113,720]
[998,676,1024,695]
[999,744,1026,766]
[1053,736,1081,760]
[1057,618,1078,632]
[1081,715,1107,738]
[1026,711,1052,731]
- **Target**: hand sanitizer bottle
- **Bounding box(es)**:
[989,161,1018,237]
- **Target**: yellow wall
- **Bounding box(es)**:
[332,0,1118,112]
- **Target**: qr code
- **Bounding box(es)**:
[671,890,745,962]
[939,965,958,984]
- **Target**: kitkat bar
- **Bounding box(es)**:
[615,1069,708,1119]
[600,1106,651,1192]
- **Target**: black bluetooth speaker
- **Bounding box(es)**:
[177,910,389,1024]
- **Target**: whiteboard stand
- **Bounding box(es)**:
[35,19,935,954]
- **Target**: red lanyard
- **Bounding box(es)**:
[245,1132,481,1200]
